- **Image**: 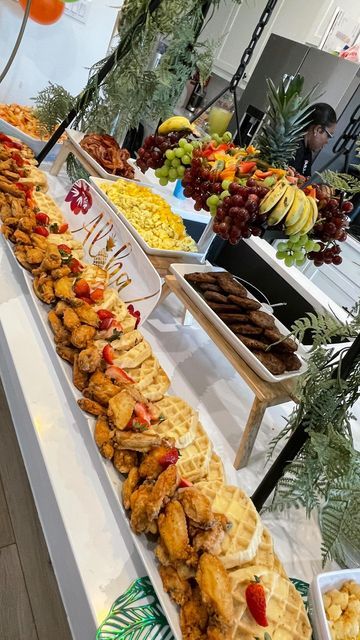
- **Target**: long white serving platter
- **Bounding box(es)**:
[0,117,61,160]
[90,176,204,261]
[170,263,308,383]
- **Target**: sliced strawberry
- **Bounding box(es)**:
[158,448,179,468]
[105,365,134,384]
[179,477,193,488]
[102,344,114,365]
[58,222,69,234]
[58,244,72,254]
[35,212,50,225]
[127,304,141,329]
[90,288,104,303]
[97,309,115,321]
[78,296,93,305]
[134,402,152,425]
[100,320,123,340]
[74,279,90,298]
[126,415,149,431]
[68,258,84,274]
[34,226,49,237]
[99,316,114,331]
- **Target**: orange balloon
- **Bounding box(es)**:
[19,0,64,25]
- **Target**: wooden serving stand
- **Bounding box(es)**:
[164,275,298,469]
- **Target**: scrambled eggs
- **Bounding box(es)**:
[323,580,360,640]
[100,179,197,252]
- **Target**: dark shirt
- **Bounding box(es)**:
[292,139,312,177]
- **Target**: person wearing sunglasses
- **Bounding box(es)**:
[292,102,337,177]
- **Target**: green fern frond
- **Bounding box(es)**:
[320,170,360,194]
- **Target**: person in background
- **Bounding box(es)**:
[292,103,337,177]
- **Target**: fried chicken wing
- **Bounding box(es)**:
[114,431,173,452]
[25,246,45,264]
[139,445,172,481]
[113,449,138,475]
[195,553,233,629]
[94,415,115,459]
[73,354,89,391]
[33,243,62,274]
[158,500,196,565]
[180,585,208,640]
[78,346,101,373]
[17,216,35,234]
[56,344,77,364]
[63,306,81,331]
[85,370,120,405]
[192,514,229,556]
[54,276,76,302]
[107,390,136,430]
[33,273,55,304]
[75,303,99,327]
[13,229,31,244]
[147,465,180,522]
[77,397,105,416]
[177,488,215,529]
[159,565,191,607]
[122,466,140,509]
[130,484,157,534]
[48,309,69,343]
[51,266,71,280]
[70,324,96,349]
[14,246,31,270]
[30,233,48,250]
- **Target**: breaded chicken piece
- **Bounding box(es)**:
[85,370,120,406]
[107,390,136,430]
[113,449,138,475]
[122,466,140,509]
[56,344,77,364]
[70,324,96,349]
[77,397,106,416]
[196,553,233,629]
[94,415,114,459]
[48,309,69,343]
[33,274,55,304]
[147,465,180,522]
[158,500,196,565]
[159,565,191,607]
[25,246,45,264]
[192,514,230,556]
[13,229,31,244]
[114,431,173,452]
[78,346,101,373]
[177,488,215,529]
[73,354,89,392]
[51,266,71,280]
[130,484,157,534]
[180,585,208,640]
[63,306,81,331]
[33,243,61,274]
[139,445,172,481]
[75,303,99,327]
[54,276,76,302]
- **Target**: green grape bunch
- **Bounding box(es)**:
[276,234,321,267]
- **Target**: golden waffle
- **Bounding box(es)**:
[141,366,170,402]
[114,339,152,369]
[126,355,159,390]
[93,289,128,322]
[46,233,85,259]
[20,166,48,191]
[151,396,198,448]
[176,421,212,482]
[81,264,109,290]
[230,566,312,640]
[34,191,64,224]
[273,553,288,579]
[196,482,263,567]
[240,527,279,573]
[111,330,143,352]
[121,313,137,333]
[202,452,225,484]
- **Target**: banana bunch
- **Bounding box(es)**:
[158,116,195,135]
[259,178,318,237]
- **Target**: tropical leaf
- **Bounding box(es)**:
[97,577,174,640]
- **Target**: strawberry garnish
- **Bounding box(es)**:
[58,244,72,254]
[78,296,93,305]
[97,309,115,320]
[35,212,49,225]
[105,365,134,384]
[68,258,84,274]
[127,304,141,329]
[158,448,179,468]
[90,287,104,303]
[99,316,114,331]
[102,344,114,365]
[179,477,193,488]
[74,279,90,298]
[126,415,149,431]
[134,402,153,425]
[34,226,49,237]
[245,576,268,627]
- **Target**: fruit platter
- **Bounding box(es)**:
[91,176,202,259]
[171,264,307,383]
[0,133,314,640]
[136,77,354,270]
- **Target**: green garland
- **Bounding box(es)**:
[34,0,241,140]
[268,304,360,566]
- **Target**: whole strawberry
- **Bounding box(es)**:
[245,575,268,627]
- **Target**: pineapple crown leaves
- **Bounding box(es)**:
[257,75,318,168]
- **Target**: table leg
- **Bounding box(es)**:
[234,397,268,470]
[49,141,71,176]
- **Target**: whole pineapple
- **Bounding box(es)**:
[257,75,317,168]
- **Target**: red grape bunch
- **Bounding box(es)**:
[307,192,353,267]
[181,150,224,212]
[212,178,269,245]
[307,242,343,267]
[136,131,185,173]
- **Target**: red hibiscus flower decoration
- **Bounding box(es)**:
[65,180,92,215]
[127,304,141,328]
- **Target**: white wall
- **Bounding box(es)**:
[0,0,121,104]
